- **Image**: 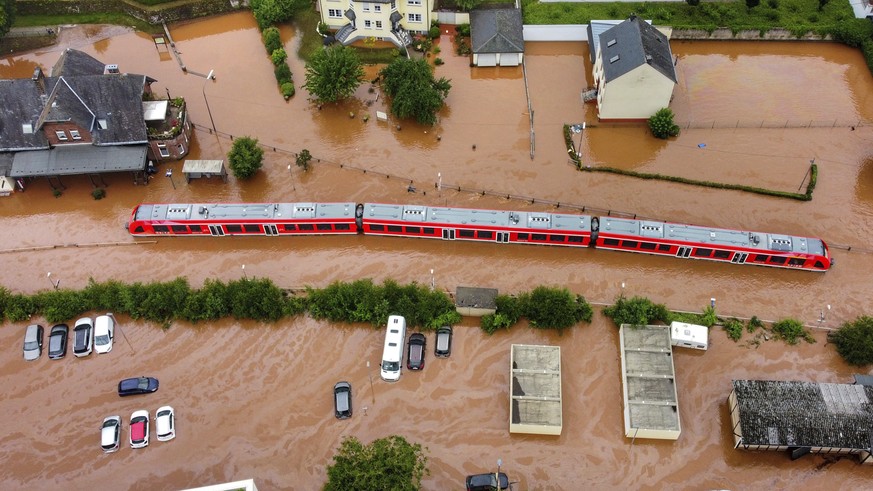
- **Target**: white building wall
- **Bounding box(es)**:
[598,64,674,121]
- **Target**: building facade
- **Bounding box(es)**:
[318,0,436,48]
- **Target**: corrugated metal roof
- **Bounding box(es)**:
[10,144,148,177]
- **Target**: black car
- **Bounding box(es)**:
[48,324,69,360]
[333,381,352,419]
[406,333,426,370]
[435,326,453,358]
[466,472,509,491]
[118,377,160,396]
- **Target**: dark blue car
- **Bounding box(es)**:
[118,377,159,396]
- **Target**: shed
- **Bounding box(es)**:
[470,8,524,67]
[669,321,708,350]
[510,344,562,435]
[455,286,497,317]
[182,160,227,183]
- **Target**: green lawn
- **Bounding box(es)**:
[13,13,157,33]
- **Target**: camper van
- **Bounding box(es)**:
[670,321,708,350]
[380,315,407,382]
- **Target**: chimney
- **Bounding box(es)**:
[32,67,45,94]
[104,64,120,74]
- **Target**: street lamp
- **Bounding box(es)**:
[47,272,60,290]
[496,458,503,487]
[165,169,176,189]
[241,264,247,280]
[367,360,375,403]
[202,69,217,134]
[430,269,435,291]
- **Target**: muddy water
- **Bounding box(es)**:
[2,15,873,489]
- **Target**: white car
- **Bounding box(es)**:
[130,410,149,449]
[101,415,121,453]
[94,314,115,354]
[155,406,175,441]
[73,317,93,357]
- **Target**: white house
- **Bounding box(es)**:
[318,0,435,48]
[592,15,677,122]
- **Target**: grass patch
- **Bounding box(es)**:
[13,13,158,34]
[296,10,399,64]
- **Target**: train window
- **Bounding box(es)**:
[754,254,769,262]
[693,248,712,257]
[603,238,619,246]
[658,244,671,252]
[317,224,332,231]
[133,226,144,233]
[423,227,435,235]
[405,226,421,234]
[769,256,787,264]
[153,225,169,233]
[226,224,242,233]
[713,250,731,259]
[815,261,824,269]
[283,224,297,231]
[622,240,638,249]
[244,224,260,233]
[387,225,403,233]
[335,224,350,231]
[370,224,384,232]
[788,258,805,266]
[517,233,529,241]
[171,225,188,233]
[568,236,583,243]
[298,224,314,231]
[640,242,656,250]
[549,235,565,242]
[532,234,547,241]
[478,231,493,239]
[459,230,475,238]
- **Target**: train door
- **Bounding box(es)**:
[442,229,455,240]
[731,252,748,264]
[208,225,225,236]
[496,232,510,243]
[676,246,692,258]
[264,224,279,236]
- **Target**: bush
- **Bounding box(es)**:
[830,19,873,48]
[434,57,444,65]
[33,289,90,324]
[648,107,681,139]
[271,48,288,66]
[748,315,763,332]
[723,318,744,341]
[524,286,593,332]
[481,313,513,335]
[602,296,670,327]
[456,23,471,37]
[227,136,265,180]
[429,25,440,39]
[92,188,106,200]
[262,27,282,55]
[771,318,815,345]
[274,63,293,85]
[281,82,295,99]
[828,316,873,366]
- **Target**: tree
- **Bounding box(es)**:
[324,435,428,491]
[685,0,701,5]
[745,0,760,8]
[455,0,482,12]
[296,149,312,171]
[524,286,593,331]
[262,27,282,55]
[227,136,264,179]
[828,316,873,366]
[0,0,14,39]
[380,58,451,126]
[250,0,307,30]
[304,45,365,103]
[648,107,680,139]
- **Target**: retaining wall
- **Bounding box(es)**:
[14,0,243,25]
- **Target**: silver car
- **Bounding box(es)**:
[23,324,44,361]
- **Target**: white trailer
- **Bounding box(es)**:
[670,321,708,350]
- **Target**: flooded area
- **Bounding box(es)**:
[2,12,873,489]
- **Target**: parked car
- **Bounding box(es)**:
[333,381,353,420]
[435,326,453,358]
[48,324,69,360]
[155,406,175,441]
[73,317,93,357]
[23,324,44,361]
[465,472,509,491]
[406,333,426,370]
[118,376,159,396]
[101,415,121,453]
[129,410,149,449]
[93,314,115,354]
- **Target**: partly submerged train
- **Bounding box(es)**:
[127,202,832,272]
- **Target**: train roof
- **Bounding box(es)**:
[601,217,826,255]
[364,203,593,232]
[135,202,358,221]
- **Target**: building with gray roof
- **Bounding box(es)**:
[729,379,873,464]
[591,15,677,121]
[470,8,524,67]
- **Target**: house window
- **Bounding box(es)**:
[409,13,422,22]
[70,130,81,140]
[364,20,372,28]
[22,123,33,134]
[607,39,617,47]
[363,3,370,10]
[178,144,185,154]
[328,9,342,18]
[157,143,170,157]
[55,130,68,141]
[375,20,382,29]
[609,55,620,63]
[374,4,381,12]
[408,0,420,4]
[390,0,396,8]
[97,119,108,129]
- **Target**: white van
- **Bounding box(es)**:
[380,315,407,382]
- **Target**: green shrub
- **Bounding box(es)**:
[434,57,444,65]
[180,279,230,323]
[92,188,106,200]
[226,278,285,322]
[723,318,744,341]
[648,107,681,139]
[523,286,592,332]
[830,19,873,48]
[433,46,441,54]
[456,23,471,37]
[828,316,873,366]
[33,290,90,324]
[5,293,37,322]
[481,313,513,335]
[271,48,288,66]
[771,318,815,345]
[274,63,293,85]
[602,296,670,327]
[748,315,763,332]
[429,25,440,39]
[281,82,295,99]
[262,27,282,55]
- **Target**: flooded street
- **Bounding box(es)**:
[2,13,873,489]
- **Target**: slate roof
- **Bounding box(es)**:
[470,8,524,54]
[598,15,677,84]
[732,380,873,451]
[51,48,107,77]
[0,78,50,151]
[10,144,148,177]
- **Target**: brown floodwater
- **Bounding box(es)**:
[1,14,873,490]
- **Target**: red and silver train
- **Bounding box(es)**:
[127,202,832,272]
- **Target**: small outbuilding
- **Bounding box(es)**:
[669,321,708,350]
[455,286,497,317]
[510,344,562,435]
[182,159,227,183]
[470,8,524,67]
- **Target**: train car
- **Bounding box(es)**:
[596,216,831,271]
[127,202,361,237]
[360,203,596,247]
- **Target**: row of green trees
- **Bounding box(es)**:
[481,287,593,335]
[263,26,295,99]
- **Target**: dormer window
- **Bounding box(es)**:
[70,130,81,140]
[56,130,68,141]
[97,119,108,129]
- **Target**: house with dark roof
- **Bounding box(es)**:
[470,8,524,67]
[591,15,677,122]
[0,49,191,186]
